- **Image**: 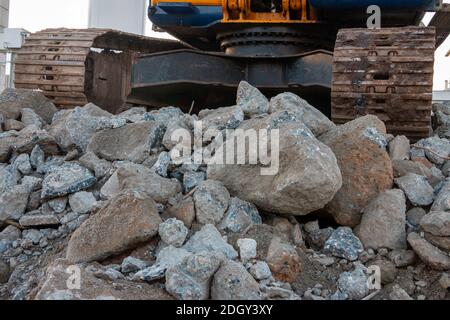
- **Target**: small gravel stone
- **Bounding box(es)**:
[249,261,272,280]
[237,238,257,262]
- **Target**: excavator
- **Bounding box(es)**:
[12,0,450,140]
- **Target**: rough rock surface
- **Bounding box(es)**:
[236,81,269,117]
[48,104,122,152]
[319,115,393,226]
[356,189,407,250]
[389,135,410,160]
[66,191,162,263]
[103,163,182,204]
[158,218,188,247]
[183,224,238,260]
[0,259,10,284]
[420,211,450,237]
[392,160,443,187]
[324,227,364,261]
[219,197,262,233]
[211,260,261,300]
[431,179,450,212]
[165,252,222,300]
[269,92,335,136]
[0,184,30,222]
[35,259,172,300]
[41,163,96,199]
[68,192,96,214]
[335,265,369,300]
[88,122,164,163]
[193,180,230,225]
[407,233,450,271]
[199,106,244,132]
[395,173,434,206]
[1,89,450,302]
[165,197,195,228]
[0,89,57,123]
[208,112,342,216]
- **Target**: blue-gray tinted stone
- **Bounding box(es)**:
[211,260,261,300]
[219,197,262,233]
[193,180,230,225]
[165,252,223,300]
[183,171,206,193]
[0,184,30,222]
[324,227,364,261]
[431,178,450,212]
[121,257,148,273]
[0,164,20,194]
[199,106,245,131]
[183,224,238,260]
[152,151,171,178]
[415,136,450,165]
[87,122,165,164]
[145,107,184,125]
[236,81,269,117]
[335,264,369,300]
[395,173,434,206]
[41,163,96,199]
[269,92,335,136]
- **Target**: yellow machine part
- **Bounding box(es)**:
[151,0,318,23]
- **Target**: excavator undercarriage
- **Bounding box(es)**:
[13,28,190,113]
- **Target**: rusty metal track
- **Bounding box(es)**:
[14,28,191,110]
[331,27,435,141]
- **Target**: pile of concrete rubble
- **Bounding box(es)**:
[0,83,449,300]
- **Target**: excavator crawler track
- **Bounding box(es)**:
[14,28,190,112]
[331,27,435,141]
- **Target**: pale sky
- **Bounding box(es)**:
[8,0,450,90]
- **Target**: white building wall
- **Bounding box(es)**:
[0,0,9,90]
[88,0,147,35]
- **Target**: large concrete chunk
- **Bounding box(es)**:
[165,252,222,300]
[407,232,450,271]
[269,92,335,136]
[115,163,181,204]
[236,81,269,117]
[48,104,124,152]
[0,184,31,222]
[211,260,261,300]
[66,190,162,263]
[356,189,407,250]
[35,259,172,300]
[324,227,364,261]
[208,112,342,216]
[88,122,164,164]
[183,224,238,260]
[193,180,230,225]
[431,178,450,212]
[395,173,434,206]
[0,89,57,124]
[420,211,450,237]
[319,115,393,226]
[41,163,96,199]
